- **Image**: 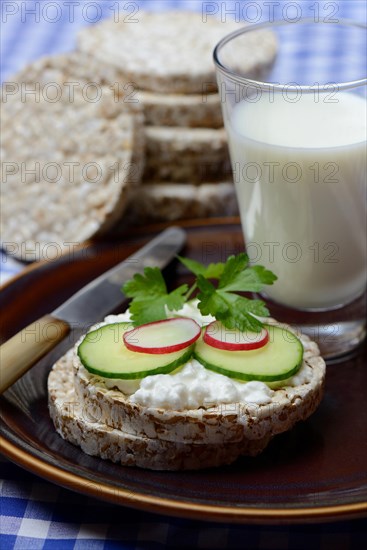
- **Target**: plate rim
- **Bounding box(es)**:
[1,436,367,524]
[1,218,367,524]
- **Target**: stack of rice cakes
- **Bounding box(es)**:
[47,322,326,471]
[1,52,144,261]
[1,11,277,260]
[77,11,278,223]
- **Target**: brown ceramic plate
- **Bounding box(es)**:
[1,219,366,524]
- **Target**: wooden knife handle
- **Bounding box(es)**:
[0,315,70,394]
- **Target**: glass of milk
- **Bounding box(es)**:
[214,20,366,359]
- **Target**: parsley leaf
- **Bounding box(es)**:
[219,254,277,292]
[122,253,276,331]
[122,267,188,326]
[123,267,167,299]
[196,253,276,332]
[177,256,225,279]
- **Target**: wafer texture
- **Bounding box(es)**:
[7,51,223,128]
[143,126,231,183]
[77,11,278,94]
[5,51,135,99]
[138,90,223,128]
[123,182,239,224]
[1,53,144,261]
[71,323,325,446]
[48,351,271,471]
[48,322,325,469]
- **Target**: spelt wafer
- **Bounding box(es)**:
[77,11,278,94]
[143,126,231,183]
[71,321,325,445]
[48,352,271,470]
[124,182,239,224]
[138,89,223,128]
[1,61,144,261]
[8,51,223,127]
[47,320,325,469]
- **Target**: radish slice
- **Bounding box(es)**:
[203,321,269,351]
[123,317,201,354]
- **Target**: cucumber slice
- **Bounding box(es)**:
[78,323,194,379]
[194,324,303,382]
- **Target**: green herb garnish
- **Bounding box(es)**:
[123,267,188,326]
[122,253,277,331]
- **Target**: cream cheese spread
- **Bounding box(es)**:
[90,303,313,411]
[130,360,274,409]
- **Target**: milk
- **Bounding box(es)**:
[226,92,367,309]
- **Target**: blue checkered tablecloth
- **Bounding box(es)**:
[1,448,366,550]
[1,1,367,548]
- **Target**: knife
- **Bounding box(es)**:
[0,227,186,394]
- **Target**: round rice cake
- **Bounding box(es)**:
[143,126,231,183]
[7,51,223,128]
[71,322,325,446]
[5,50,136,97]
[1,55,144,261]
[77,11,278,94]
[48,352,271,470]
[138,90,223,128]
[122,182,239,224]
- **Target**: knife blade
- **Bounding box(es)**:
[0,227,186,394]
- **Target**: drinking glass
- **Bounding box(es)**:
[214,19,367,360]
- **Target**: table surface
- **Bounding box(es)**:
[1,1,367,548]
